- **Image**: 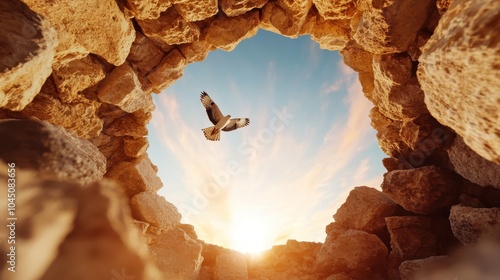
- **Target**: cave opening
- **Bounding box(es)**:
[147,29,387,253]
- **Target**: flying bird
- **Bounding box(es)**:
[200,91,250,141]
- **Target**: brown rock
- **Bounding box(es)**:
[370,107,412,159]
[106,154,162,196]
[381,166,458,215]
[147,228,203,279]
[0,163,161,280]
[178,223,198,240]
[173,0,218,22]
[220,0,268,17]
[18,80,103,138]
[317,229,388,274]
[449,136,500,189]
[436,0,452,14]
[104,109,151,138]
[382,157,406,172]
[23,0,135,65]
[98,62,153,113]
[353,0,434,54]
[0,119,106,185]
[137,7,200,45]
[179,40,215,63]
[339,41,373,73]
[260,0,313,38]
[398,256,449,280]
[370,53,428,121]
[214,253,248,280]
[0,0,57,111]
[126,32,164,80]
[301,9,350,50]
[386,216,440,261]
[205,11,260,51]
[124,137,149,158]
[147,49,187,92]
[449,205,500,246]
[130,191,181,231]
[125,0,171,20]
[52,55,105,103]
[312,0,356,20]
[417,0,500,163]
[334,186,400,235]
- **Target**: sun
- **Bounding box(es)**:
[230,215,273,254]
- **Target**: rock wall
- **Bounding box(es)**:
[0,0,499,279]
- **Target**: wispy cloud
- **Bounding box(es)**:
[150,62,381,251]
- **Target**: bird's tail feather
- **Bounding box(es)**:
[202,126,220,141]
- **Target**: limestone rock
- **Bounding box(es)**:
[52,55,105,103]
[386,216,440,261]
[124,137,149,158]
[449,205,500,246]
[173,0,218,22]
[317,229,388,274]
[147,228,203,279]
[147,49,187,92]
[381,166,458,215]
[214,253,248,280]
[449,136,500,189]
[98,62,153,113]
[0,119,106,185]
[125,0,172,20]
[334,186,400,235]
[205,11,260,51]
[312,0,356,20]
[103,109,151,138]
[417,0,500,163]
[220,0,268,17]
[126,32,164,78]
[353,0,434,54]
[370,53,428,121]
[0,163,161,280]
[23,0,135,66]
[260,0,313,38]
[15,79,103,138]
[130,191,181,231]
[137,7,200,45]
[106,154,162,196]
[179,40,215,63]
[0,0,57,111]
[301,9,350,50]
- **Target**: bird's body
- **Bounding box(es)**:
[200,91,249,141]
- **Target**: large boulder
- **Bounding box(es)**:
[449,204,500,246]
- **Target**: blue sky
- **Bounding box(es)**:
[147,30,387,253]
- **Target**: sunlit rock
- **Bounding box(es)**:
[382,166,458,215]
[260,0,313,38]
[130,191,181,230]
[418,0,500,164]
[124,136,149,158]
[172,0,218,22]
[23,0,135,66]
[205,11,260,51]
[313,0,356,20]
[214,253,248,280]
[220,0,268,17]
[125,0,171,20]
[147,49,187,92]
[52,55,105,103]
[0,0,57,111]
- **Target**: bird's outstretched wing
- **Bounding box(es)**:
[222,118,250,132]
[200,91,224,125]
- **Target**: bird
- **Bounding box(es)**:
[200,91,250,141]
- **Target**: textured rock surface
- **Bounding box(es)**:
[260,0,313,37]
[449,205,500,246]
[0,119,106,185]
[173,0,218,22]
[146,228,203,279]
[215,253,248,280]
[23,0,135,65]
[449,136,500,190]
[418,0,500,163]
[317,229,388,275]
[106,155,163,196]
[0,0,57,111]
[382,166,458,215]
[147,49,187,92]
[386,216,440,261]
[205,11,260,51]
[398,256,448,280]
[334,186,400,235]
[220,0,268,17]
[0,163,161,280]
[130,191,182,231]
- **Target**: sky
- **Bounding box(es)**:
[147,30,387,253]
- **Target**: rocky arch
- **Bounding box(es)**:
[1,0,499,279]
